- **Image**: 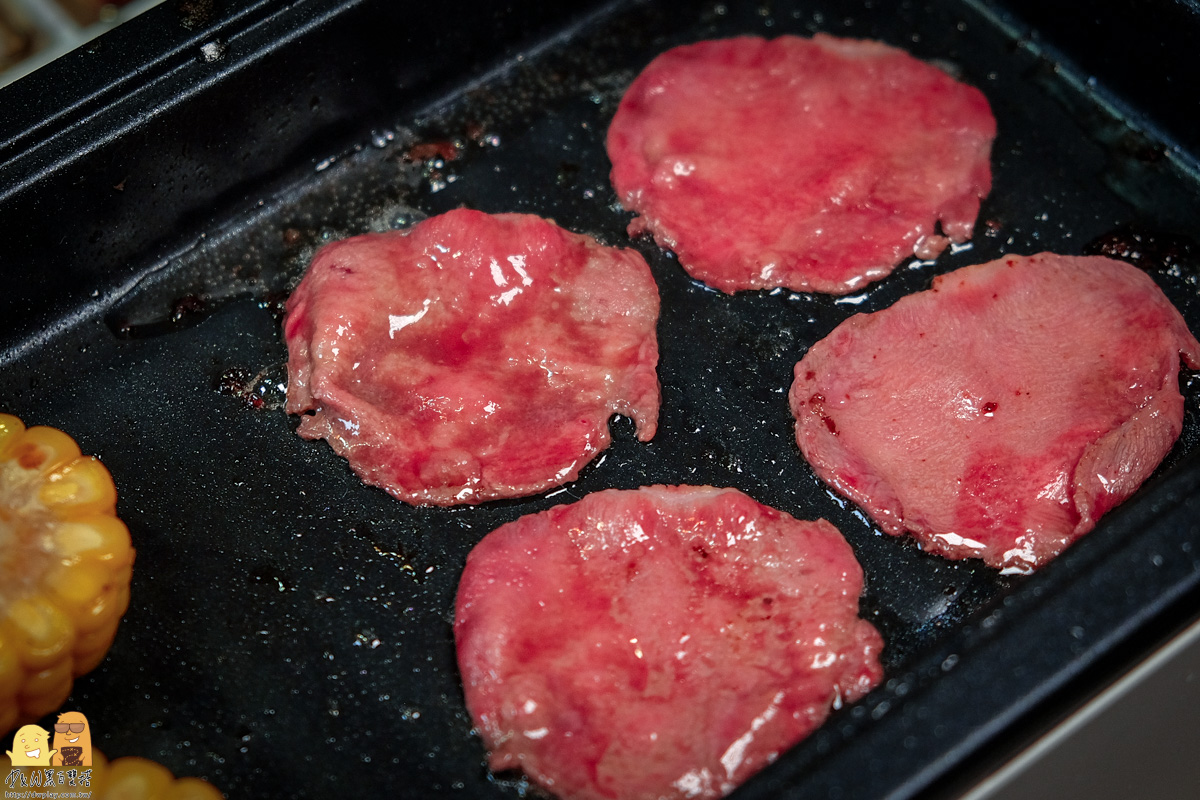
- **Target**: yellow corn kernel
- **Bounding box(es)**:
[42,458,118,516]
[73,639,116,675]
[53,516,133,563]
[0,636,17,736]
[0,415,25,457]
[1,415,134,735]
[2,596,73,670]
[9,426,81,474]
[16,659,73,717]
[161,778,226,800]
[0,634,19,698]
[101,756,174,799]
[17,656,73,697]
[75,583,131,638]
[45,560,117,630]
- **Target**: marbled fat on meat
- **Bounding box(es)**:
[455,485,883,800]
[790,253,1200,573]
[283,210,660,506]
[607,34,996,294]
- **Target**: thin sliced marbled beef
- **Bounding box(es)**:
[790,253,1200,573]
[284,210,660,506]
[455,485,883,800]
[607,34,995,295]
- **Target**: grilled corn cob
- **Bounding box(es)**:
[0,414,134,734]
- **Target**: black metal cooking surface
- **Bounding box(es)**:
[2,0,1199,797]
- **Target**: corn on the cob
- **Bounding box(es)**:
[0,414,134,735]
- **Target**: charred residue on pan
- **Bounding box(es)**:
[215,363,288,412]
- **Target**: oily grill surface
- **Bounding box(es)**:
[2,1,1200,798]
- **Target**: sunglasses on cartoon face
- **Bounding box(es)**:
[54,723,86,733]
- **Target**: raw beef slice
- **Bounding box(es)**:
[455,485,884,800]
[284,209,660,506]
[790,253,1200,573]
[607,34,996,295]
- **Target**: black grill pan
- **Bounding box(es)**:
[2,1,1199,798]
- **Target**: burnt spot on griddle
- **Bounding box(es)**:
[463,119,502,149]
[215,363,288,411]
[404,140,460,164]
[397,138,467,197]
[177,0,215,30]
[465,120,486,144]
[349,522,435,582]
[1084,225,1198,277]
[216,366,264,409]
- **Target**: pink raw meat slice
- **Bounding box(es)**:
[607,34,996,295]
[790,253,1200,573]
[283,209,660,506]
[455,485,883,800]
